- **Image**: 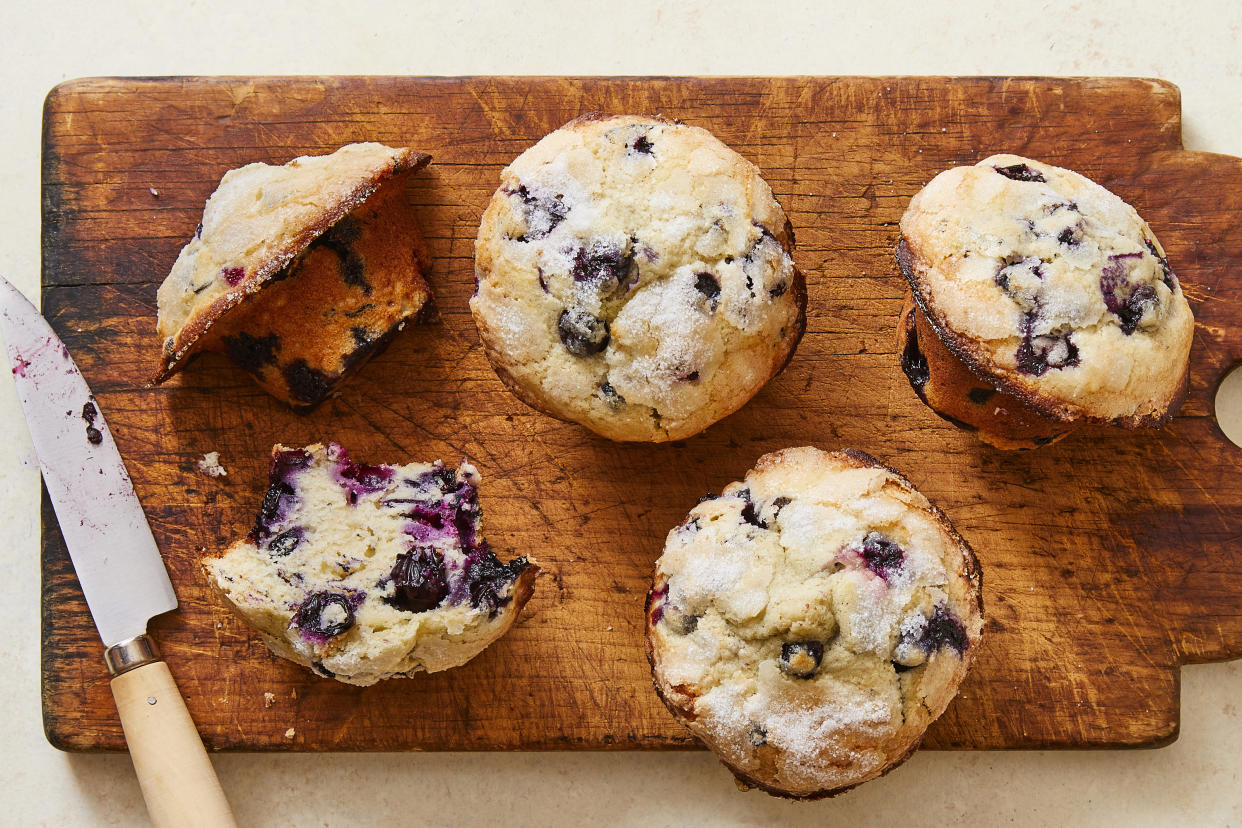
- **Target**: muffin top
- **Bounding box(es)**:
[471,113,805,442]
[899,154,1193,426]
[647,447,983,798]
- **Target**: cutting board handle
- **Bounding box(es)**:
[110,651,236,827]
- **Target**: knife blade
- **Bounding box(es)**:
[0,275,235,827]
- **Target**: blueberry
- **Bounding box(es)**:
[1015,315,1079,376]
[318,216,369,295]
[220,266,246,285]
[267,527,303,557]
[388,548,449,613]
[769,282,788,298]
[571,240,635,295]
[599,382,626,409]
[1057,225,1081,246]
[1101,253,1159,335]
[466,545,531,616]
[779,641,824,678]
[294,592,355,639]
[900,325,930,394]
[858,532,905,581]
[255,481,297,538]
[338,461,394,497]
[271,448,312,483]
[993,163,1046,183]
[283,360,334,404]
[223,332,281,375]
[662,605,699,635]
[694,272,721,310]
[771,496,791,517]
[918,604,969,655]
[558,308,610,357]
[967,387,995,405]
[510,184,568,241]
[629,134,654,155]
[81,402,103,444]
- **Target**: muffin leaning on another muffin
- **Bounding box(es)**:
[647,446,983,799]
[204,442,537,686]
[155,143,433,408]
[896,154,1194,449]
[472,113,806,442]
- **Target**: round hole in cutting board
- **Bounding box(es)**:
[1215,364,1242,448]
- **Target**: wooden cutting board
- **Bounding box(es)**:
[39,76,1242,752]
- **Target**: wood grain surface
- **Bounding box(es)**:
[39,76,1242,752]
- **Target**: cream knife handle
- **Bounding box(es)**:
[107,636,237,828]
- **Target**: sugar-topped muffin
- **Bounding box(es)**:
[647,447,983,798]
[205,443,537,686]
[897,154,1193,448]
[471,113,806,442]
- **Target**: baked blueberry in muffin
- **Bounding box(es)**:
[155,143,434,408]
[896,154,1193,449]
[204,443,537,686]
[647,447,983,798]
[471,113,806,442]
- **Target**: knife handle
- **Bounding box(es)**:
[108,636,237,828]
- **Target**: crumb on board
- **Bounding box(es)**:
[197,451,228,478]
[149,187,159,197]
[264,692,276,708]
[284,728,296,739]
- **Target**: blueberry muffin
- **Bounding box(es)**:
[896,154,1193,448]
[471,113,805,442]
[646,447,983,799]
[204,443,537,686]
[155,143,433,407]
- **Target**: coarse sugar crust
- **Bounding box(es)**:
[646,446,983,799]
[471,113,805,442]
[898,153,1192,428]
[154,143,431,386]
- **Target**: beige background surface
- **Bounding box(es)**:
[2,1,1240,825]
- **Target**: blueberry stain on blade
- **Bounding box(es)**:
[81,401,103,445]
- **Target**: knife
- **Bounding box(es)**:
[0,276,236,828]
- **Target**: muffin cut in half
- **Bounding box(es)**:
[155,143,433,408]
[647,446,983,799]
[897,154,1193,449]
[205,443,537,686]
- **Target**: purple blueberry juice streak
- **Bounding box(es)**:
[221,266,245,285]
[649,583,669,624]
